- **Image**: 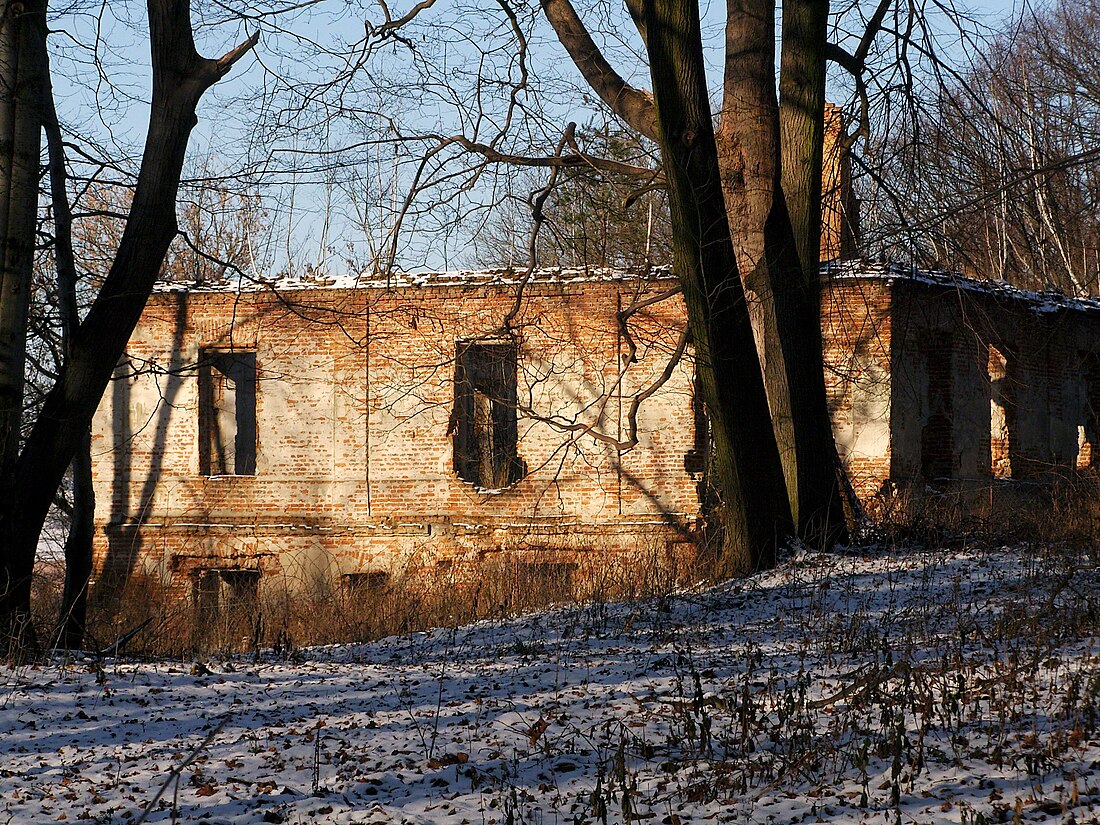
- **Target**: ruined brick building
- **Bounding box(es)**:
[822,262,1100,495]
[88,107,1100,616]
[93,268,704,608]
[91,261,1100,611]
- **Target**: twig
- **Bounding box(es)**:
[99,617,154,657]
[135,716,230,824]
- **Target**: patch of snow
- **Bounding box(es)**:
[825,259,1100,314]
[153,266,677,295]
[2,547,1099,824]
[156,260,1100,320]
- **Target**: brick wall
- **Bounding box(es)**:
[888,277,1100,488]
[821,277,893,500]
[91,275,701,595]
[94,268,1100,600]
[821,104,859,262]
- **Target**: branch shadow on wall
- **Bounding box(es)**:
[100,294,189,614]
[614,462,698,545]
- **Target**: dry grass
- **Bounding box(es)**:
[861,471,1100,551]
[28,540,689,658]
[25,472,1100,659]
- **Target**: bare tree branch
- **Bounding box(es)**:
[539,0,660,141]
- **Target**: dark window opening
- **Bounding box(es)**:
[192,568,261,647]
[684,366,708,476]
[199,350,257,476]
[342,571,388,597]
[920,338,954,481]
[507,560,578,609]
[453,341,525,489]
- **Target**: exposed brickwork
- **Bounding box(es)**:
[92,268,1100,601]
[92,276,701,597]
[888,276,1100,489]
[821,104,858,262]
[820,277,893,500]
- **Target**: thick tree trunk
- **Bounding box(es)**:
[0,0,257,656]
[779,0,827,277]
[716,0,798,515]
[777,0,847,546]
[0,0,46,654]
[717,0,846,546]
[641,0,793,574]
[762,187,846,546]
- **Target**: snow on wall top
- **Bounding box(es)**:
[824,259,1100,314]
[155,260,1100,315]
[153,266,677,294]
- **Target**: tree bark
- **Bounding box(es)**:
[641,0,793,573]
[0,0,257,656]
[779,0,829,275]
[716,0,847,546]
[776,0,847,545]
[542,0,844,564]
[716,0,797,516]
[0,0,46,655]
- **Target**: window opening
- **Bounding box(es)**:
[988,345,1013,478]
[192,568,261,647]
[199,350,256,476]
[453,341,524,489]
[1079,354,1100,470]
[507,561,578,610]
[920,338,954,481]
[342,571,388,598]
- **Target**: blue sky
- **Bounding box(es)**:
[49,0,1026,275]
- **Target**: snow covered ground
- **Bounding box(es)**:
[2,545,1099,824]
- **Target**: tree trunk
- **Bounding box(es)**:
[716,0,847,546]
[0,0,46,655]
[0,0,257,656]
[58,431,94,649]
[641,0,793,574]
[716,0,797,514]
[776,0,847,546]
[41,48,94,649]
[540,0,843,566]
[779,0,828,277]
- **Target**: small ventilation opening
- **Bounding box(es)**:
[512,561,578,608]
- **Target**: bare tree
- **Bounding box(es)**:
[272,0,860,568]
[495,0,871,565]
[0,0,257,656]
[860,0,1100,295]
